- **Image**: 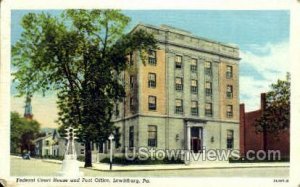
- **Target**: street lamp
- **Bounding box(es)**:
[108,133,114,170]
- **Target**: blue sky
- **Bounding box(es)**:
[11,10,290,128]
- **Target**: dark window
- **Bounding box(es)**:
[130,75,134,89]
[205,81,212,96]
[226,105,233,118]
[130,97,134,112]
[175,55,182,69]
[205,103,213,117]
[205,61,212,75]
[226,85,233,99]
[191,80,198,94]
[175,99,183,114]
[45,140,50,146]
[148,73,156,88]
[148,50,157,65]
[148,125,157,147]
[129,126,134,148]
[227,130,234,149]
[191,101,198,116]
[129,52,133,66]
[80,149,85,155]
[175,77,183,91]
[191,58,197,72]
[115,128,120,149]
[226,65,233,78]
[148,96,157,110]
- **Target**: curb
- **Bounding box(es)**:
[41,159,289,172]
[88,164,290,172]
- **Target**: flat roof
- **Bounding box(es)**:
[132,23,239,50]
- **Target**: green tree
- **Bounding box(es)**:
[12,10,156,167]
[256,73,290,140]
[10,112,40,154]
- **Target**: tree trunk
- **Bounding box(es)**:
[263,127,267,153]
[84,140,92,167]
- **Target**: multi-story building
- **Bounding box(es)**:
[112,24,240,157]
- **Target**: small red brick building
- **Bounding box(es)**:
[240,93,290,159]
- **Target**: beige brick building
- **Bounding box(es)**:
[111,24,240,158]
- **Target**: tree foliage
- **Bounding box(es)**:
[10,112,40,154]
[256,73,290,136]
[12,10,157,167]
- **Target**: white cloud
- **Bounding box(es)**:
[240,41,290,112]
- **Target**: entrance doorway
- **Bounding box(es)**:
[190,127,203,153]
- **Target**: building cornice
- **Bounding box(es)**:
[135,23,239,50]
[157,39,241,61]
[112,113,239,125]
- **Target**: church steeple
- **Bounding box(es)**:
[24,94,33,119]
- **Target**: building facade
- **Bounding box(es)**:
[33,129,86,158]
[112,24,240,157]
[240,93,290,158]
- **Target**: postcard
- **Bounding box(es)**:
[1,0,299,187]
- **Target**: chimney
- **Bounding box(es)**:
[260,93,266,112]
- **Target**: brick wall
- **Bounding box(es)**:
[240,93,290,158]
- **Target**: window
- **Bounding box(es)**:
[226,85,233,98]
[191,101,198,116]
[205,103,213,117]
[130,97,134,111]
[129,126,134,148]
[148,96,157,110]
[130,76,134,89]
[205,81,212,96]
[80,149,85,155]
[191,79,198,94]
[129,52,133,66]
[148,73,156,88]
[191,58,197,72]
[226,65,233,78]
[205,61,212,75]
[175,55,182,69]
[226,105,233,118]
[175,77,183,91]
[175,99,183,114]
[227,130,234,149]
[148,50,157,65]
[115,128,120,148]
[45,140,50,146]
[148,125,157,147]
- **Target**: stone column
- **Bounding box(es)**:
[187,125,191,151]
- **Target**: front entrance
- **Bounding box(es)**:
[190,127,203,153]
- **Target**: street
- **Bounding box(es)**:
[11,156,289,177]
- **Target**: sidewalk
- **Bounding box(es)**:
[42,159,289,171]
